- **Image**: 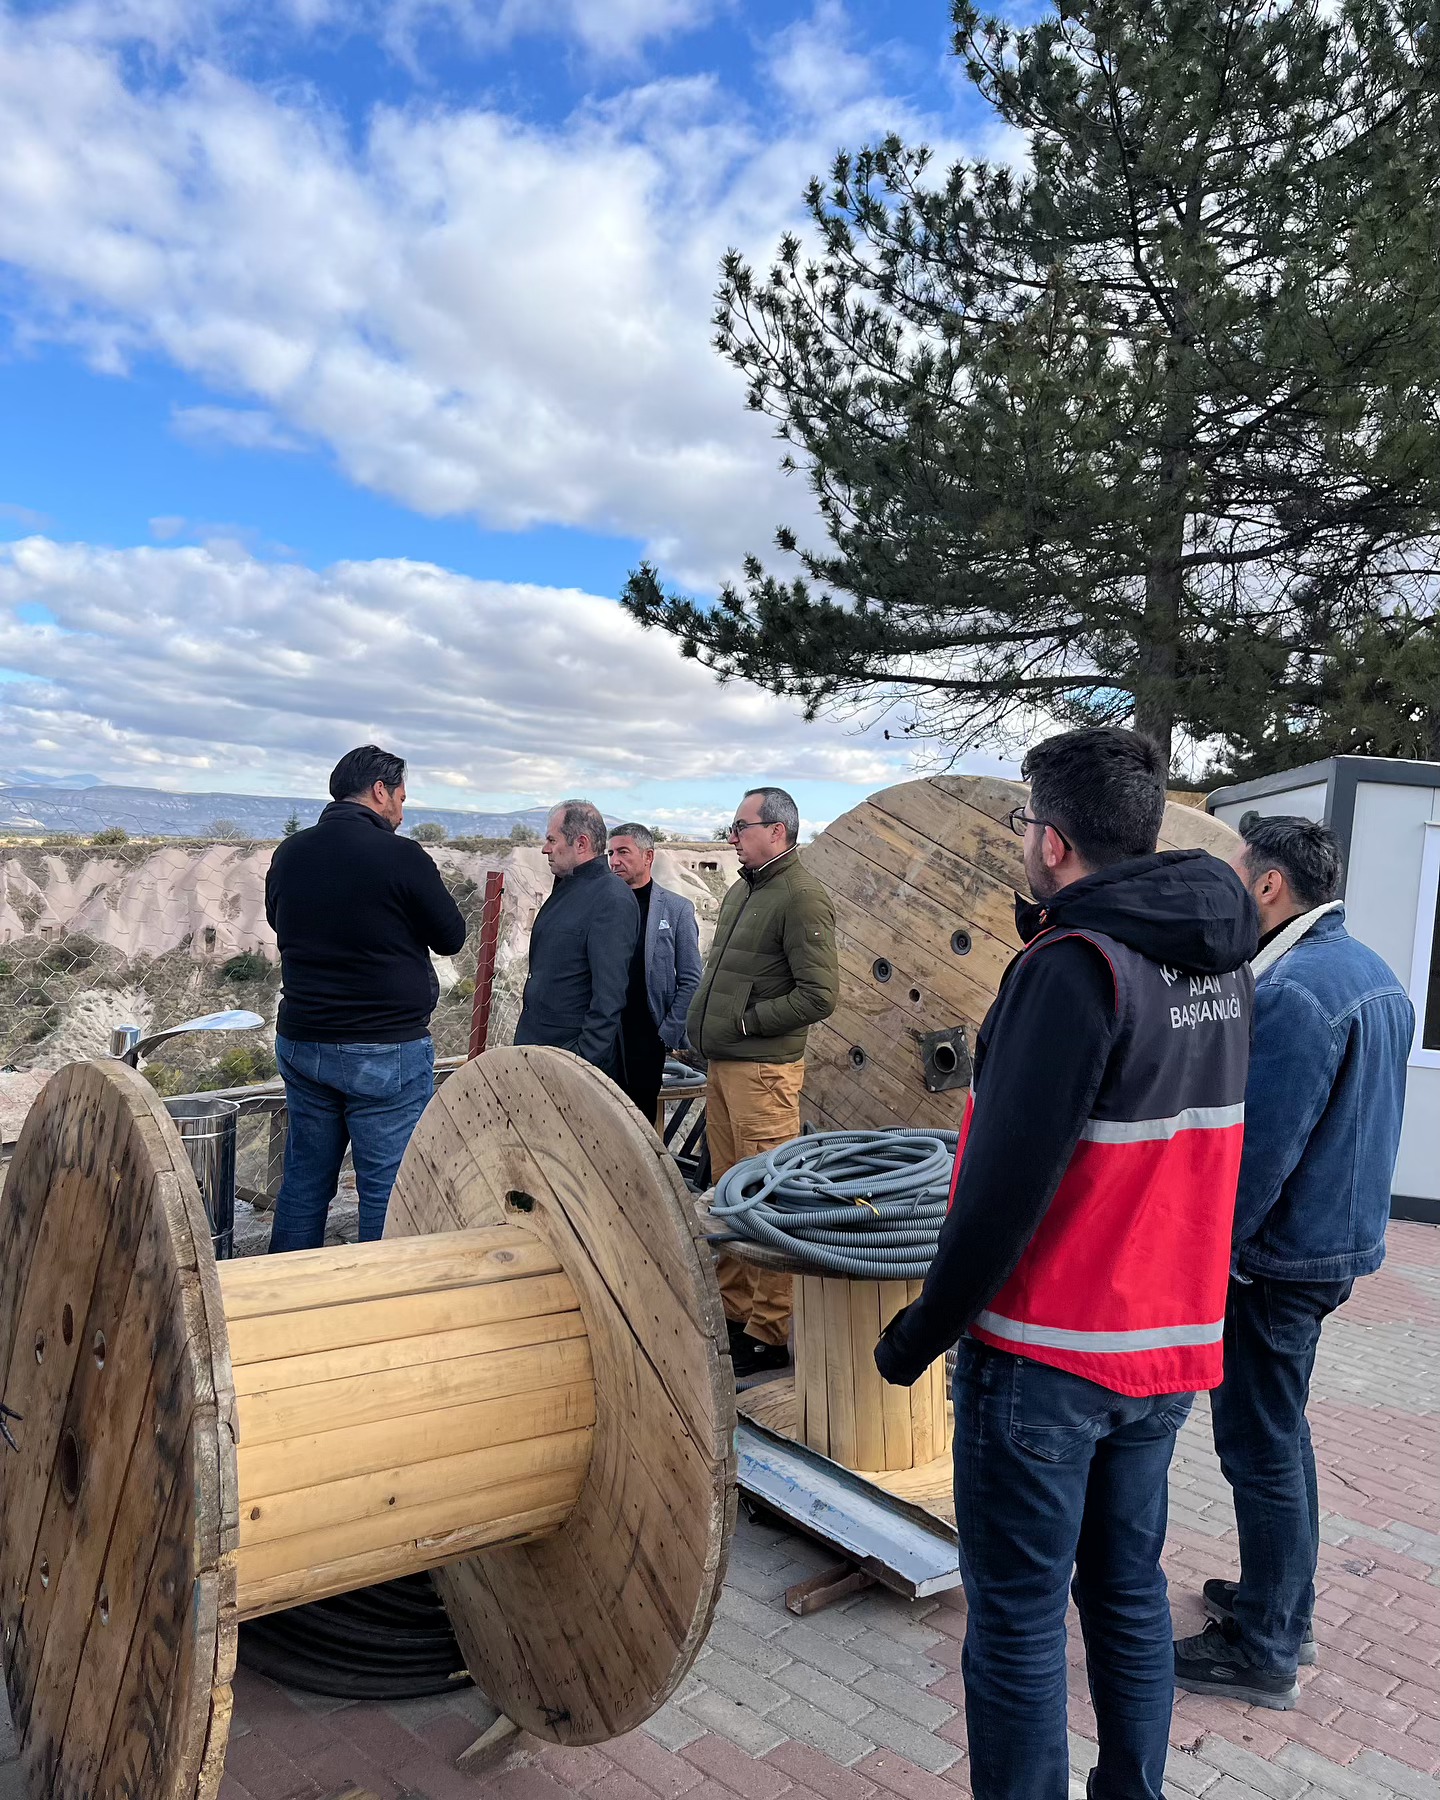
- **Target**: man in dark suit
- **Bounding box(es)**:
[514,799,638,1080]
[607,822,703,1122]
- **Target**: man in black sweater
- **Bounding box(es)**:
[514,799,638,1079]
[264,745,466,1249]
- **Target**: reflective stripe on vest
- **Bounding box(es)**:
[972,1309,1225,1353]
[1078,1102,1244,1144]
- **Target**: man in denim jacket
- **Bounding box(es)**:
[1175,815,1413,1709]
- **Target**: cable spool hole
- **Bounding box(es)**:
[951,930,971,956]
[848,1045,868,1070]
[59,1430,81,1506]
[92,1331,106,1370]
[909,988,922,1004]
[931,1042,960,1077]
[62,1304,74,1345]
[872,958,892,982]
[33,1330,44,1365]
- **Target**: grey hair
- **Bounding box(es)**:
[550,798,608,852]
[608,821,655,854]
[745,786,800,848]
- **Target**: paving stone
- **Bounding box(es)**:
[704,1615,793,1674]
[855,1708,962,1775]
[678,1691,789,1758]
[605,1729,708,1796]
[852,1668,955,1732]
[853,1748,965,1800]
[715,1589,791,1640]
[1194,1735,1309,1798]
[764,1739,880,1800]
[681,1732,793,1798]
[1164,1748,1223,1795]
[1350,1752,1440,1800]
[764,1699,876,1767]
[844,1632,948,1687]
[644,1701,710,1754]
[1276,1743,1399,1798]
[691,1651,790,1715]
[772,1655,875,1722]
[770,1619,873,1683]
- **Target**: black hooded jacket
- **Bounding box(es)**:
[875,849,1259,1386]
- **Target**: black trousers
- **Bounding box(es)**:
[619,1019,666,1125]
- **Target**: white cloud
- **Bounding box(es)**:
[0,4,967,586]
[171,405,306,453]
[0,535,910,799]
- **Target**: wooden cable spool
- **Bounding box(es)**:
[735,774,1241,1502]
[0,1046,735,1800]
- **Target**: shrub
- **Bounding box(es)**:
[221,950,272,982]
[283,811,301,837]
[144,1064,189,1098]
[210,818,243,840]
[412,821,447,843]
[509,823,540,844]
[91,826,129,846]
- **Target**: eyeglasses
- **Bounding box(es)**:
[1007,806,1072,851]
[728,818,767,837]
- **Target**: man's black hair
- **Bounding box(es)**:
[1021,727,1167,867]
[329,745,406,802]
[1238,813,1344,910]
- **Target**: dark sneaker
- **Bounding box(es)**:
[728,1325,790,1379]
[1174,1620,1299,1709]
[1202,1578,1318,1665]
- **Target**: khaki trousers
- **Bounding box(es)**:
[706,1056,805,1346]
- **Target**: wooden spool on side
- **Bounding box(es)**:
[792,1276,944,1473]
[0,1058,237,1800]
[0,1047,735,1799]
[220,1227,596,1619]
[387,1046,737,1745]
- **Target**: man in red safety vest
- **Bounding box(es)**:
[876,727,1259,1800]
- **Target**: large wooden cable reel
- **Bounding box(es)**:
[0,1048,735,1800]
[801,773,1241,1133]
[733,776,1243,1497]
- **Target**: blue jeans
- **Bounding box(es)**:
[952,1340,1193,1800]
[269,1035,434,1251]
[1210,1274,1352,1672]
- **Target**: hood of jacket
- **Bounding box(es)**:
[1014,849,1259,976]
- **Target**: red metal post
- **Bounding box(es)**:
[467,870,506,1058]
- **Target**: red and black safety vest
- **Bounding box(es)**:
[958,927,1253,1397]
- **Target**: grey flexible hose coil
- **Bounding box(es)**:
[708,1128,959,1280]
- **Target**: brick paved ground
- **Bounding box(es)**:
[2,1221,1435,1800]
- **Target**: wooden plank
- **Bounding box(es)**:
[878,1282,916,1471]
[231,1307,586,1397]
[820,1278,857,1467]
[242,1427,592,1549]
[237,1380,596,1499]
[236,1335,594,1446]
[217,1226,558,1319]
[237,1467,583,1600]
[847,1282,886,1472]
[224,1270,580,1366]
[237,1499,575,1621]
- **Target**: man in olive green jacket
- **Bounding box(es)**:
[689,786,838,1373]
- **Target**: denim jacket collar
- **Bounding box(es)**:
[1251,901,1345,979]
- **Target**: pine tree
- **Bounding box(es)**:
[623,0,1440,768]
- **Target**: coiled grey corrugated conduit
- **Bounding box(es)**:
[707,1128,959,1281]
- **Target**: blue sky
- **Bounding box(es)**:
[0,0,1012,834]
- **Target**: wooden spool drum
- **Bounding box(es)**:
[735,776,1241,1510]
[0,1048,735,1800]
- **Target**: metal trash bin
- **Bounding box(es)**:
[166,1096,240,1260]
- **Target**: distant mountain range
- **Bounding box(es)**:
[0,776,555,840]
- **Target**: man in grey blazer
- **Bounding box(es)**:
[608,822,703,1123]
